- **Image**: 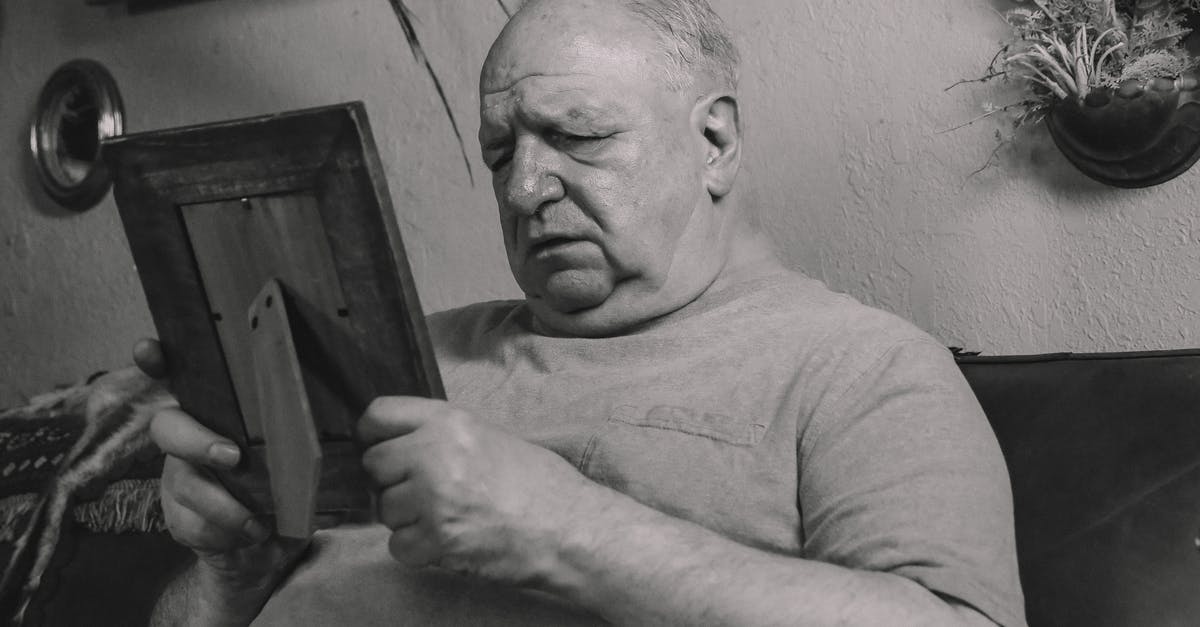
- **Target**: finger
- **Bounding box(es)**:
[387,523,440,568]
[357,396,447,446]
[377,481,424,529]
[361,437,420,487]
[164,493,271,552]
[161,457,269,548]
[164,495,239,550]
[133,338,168,379]
[150,407,241,469]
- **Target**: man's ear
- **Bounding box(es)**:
[693,93,742,198]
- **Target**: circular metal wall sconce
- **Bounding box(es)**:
[29,59,125,211]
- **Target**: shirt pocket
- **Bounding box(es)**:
[578,403,798,552]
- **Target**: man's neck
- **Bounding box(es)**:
[705,220,785,294]
[630,222,785,332]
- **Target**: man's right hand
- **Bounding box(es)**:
[137,339,308,624]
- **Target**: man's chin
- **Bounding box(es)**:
[522,269,613,312]
[521,270,647,337]
[526,299,635,338]
[536,287,608,314]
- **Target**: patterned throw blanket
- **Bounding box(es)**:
[0,368,175,625]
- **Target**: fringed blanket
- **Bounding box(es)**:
[0,368,175,625]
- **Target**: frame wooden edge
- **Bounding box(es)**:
[345,103,447,401]
[103,104,445,517]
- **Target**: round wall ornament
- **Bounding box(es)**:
[29,59,125,211]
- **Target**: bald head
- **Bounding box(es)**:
[617,0,740,91]
[494,0,739,93]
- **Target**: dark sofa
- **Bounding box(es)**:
[959,349,1200,626]
[8,349,1200,626]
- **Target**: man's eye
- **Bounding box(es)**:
[547,131,611,151]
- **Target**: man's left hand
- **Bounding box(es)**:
[357,397,595,586]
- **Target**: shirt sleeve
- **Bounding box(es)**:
[798,338,1027,627]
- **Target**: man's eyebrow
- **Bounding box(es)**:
[479,86,628,151]
[525,100,622,127]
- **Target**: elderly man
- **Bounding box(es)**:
[147,0,1026,625]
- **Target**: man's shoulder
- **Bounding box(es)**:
[741,270,939,353]
[427,299,523,329]
[736,271,958,408]
[425,299,526,354]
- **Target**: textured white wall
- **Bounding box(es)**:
[727,0,1199,356]
[1,0,1197,405]
[0,0,515,405]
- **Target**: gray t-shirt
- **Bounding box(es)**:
[256,267,1025,626]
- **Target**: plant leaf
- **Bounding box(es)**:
[387,0,476,186]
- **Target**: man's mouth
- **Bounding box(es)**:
[527,237,580,258]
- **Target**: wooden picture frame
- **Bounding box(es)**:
[104,102,444,536]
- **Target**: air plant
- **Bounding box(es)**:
[952,0,1200,173]
[1000,1,1200,115]
[1005,24,1127,101]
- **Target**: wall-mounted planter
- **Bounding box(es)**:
[1046,74,1200,188]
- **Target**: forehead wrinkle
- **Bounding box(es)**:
[482,71,574,98]
[482,78,624,135]
[487,74,624,110]
[481,64,608,98]
[529,88,620,123]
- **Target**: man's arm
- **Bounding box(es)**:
[543,477,995,627]
[136,339,309,626]
[148,409,309,627]
[359,382,1017,627]
[151,558,273,627]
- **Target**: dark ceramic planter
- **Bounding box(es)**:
[1046,74,1200,188]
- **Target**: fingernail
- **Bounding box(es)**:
[243,518,270,544]
[207,442,240,467]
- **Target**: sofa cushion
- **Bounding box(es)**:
[958,349,1200,627]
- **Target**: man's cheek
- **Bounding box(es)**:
[500,222,523,268]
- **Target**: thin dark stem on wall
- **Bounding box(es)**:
[943,72,1005,92]
[497,0,512,18]
[963,139,1007,186]
[387,0,476,186]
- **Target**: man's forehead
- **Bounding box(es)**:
[479,74,631,128]
[480,0,664,96]
[482,39,657,94]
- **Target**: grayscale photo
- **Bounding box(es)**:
[1,1,1198,625]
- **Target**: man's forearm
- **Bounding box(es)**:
[150,559,275,627]
[544,482,995,627]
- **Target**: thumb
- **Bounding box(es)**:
[133,337,168,380]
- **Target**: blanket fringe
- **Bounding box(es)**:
[0,480,165,542]
[0,494,38,542]
[71,479,164,534]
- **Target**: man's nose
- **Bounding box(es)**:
[502,139,565,217]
